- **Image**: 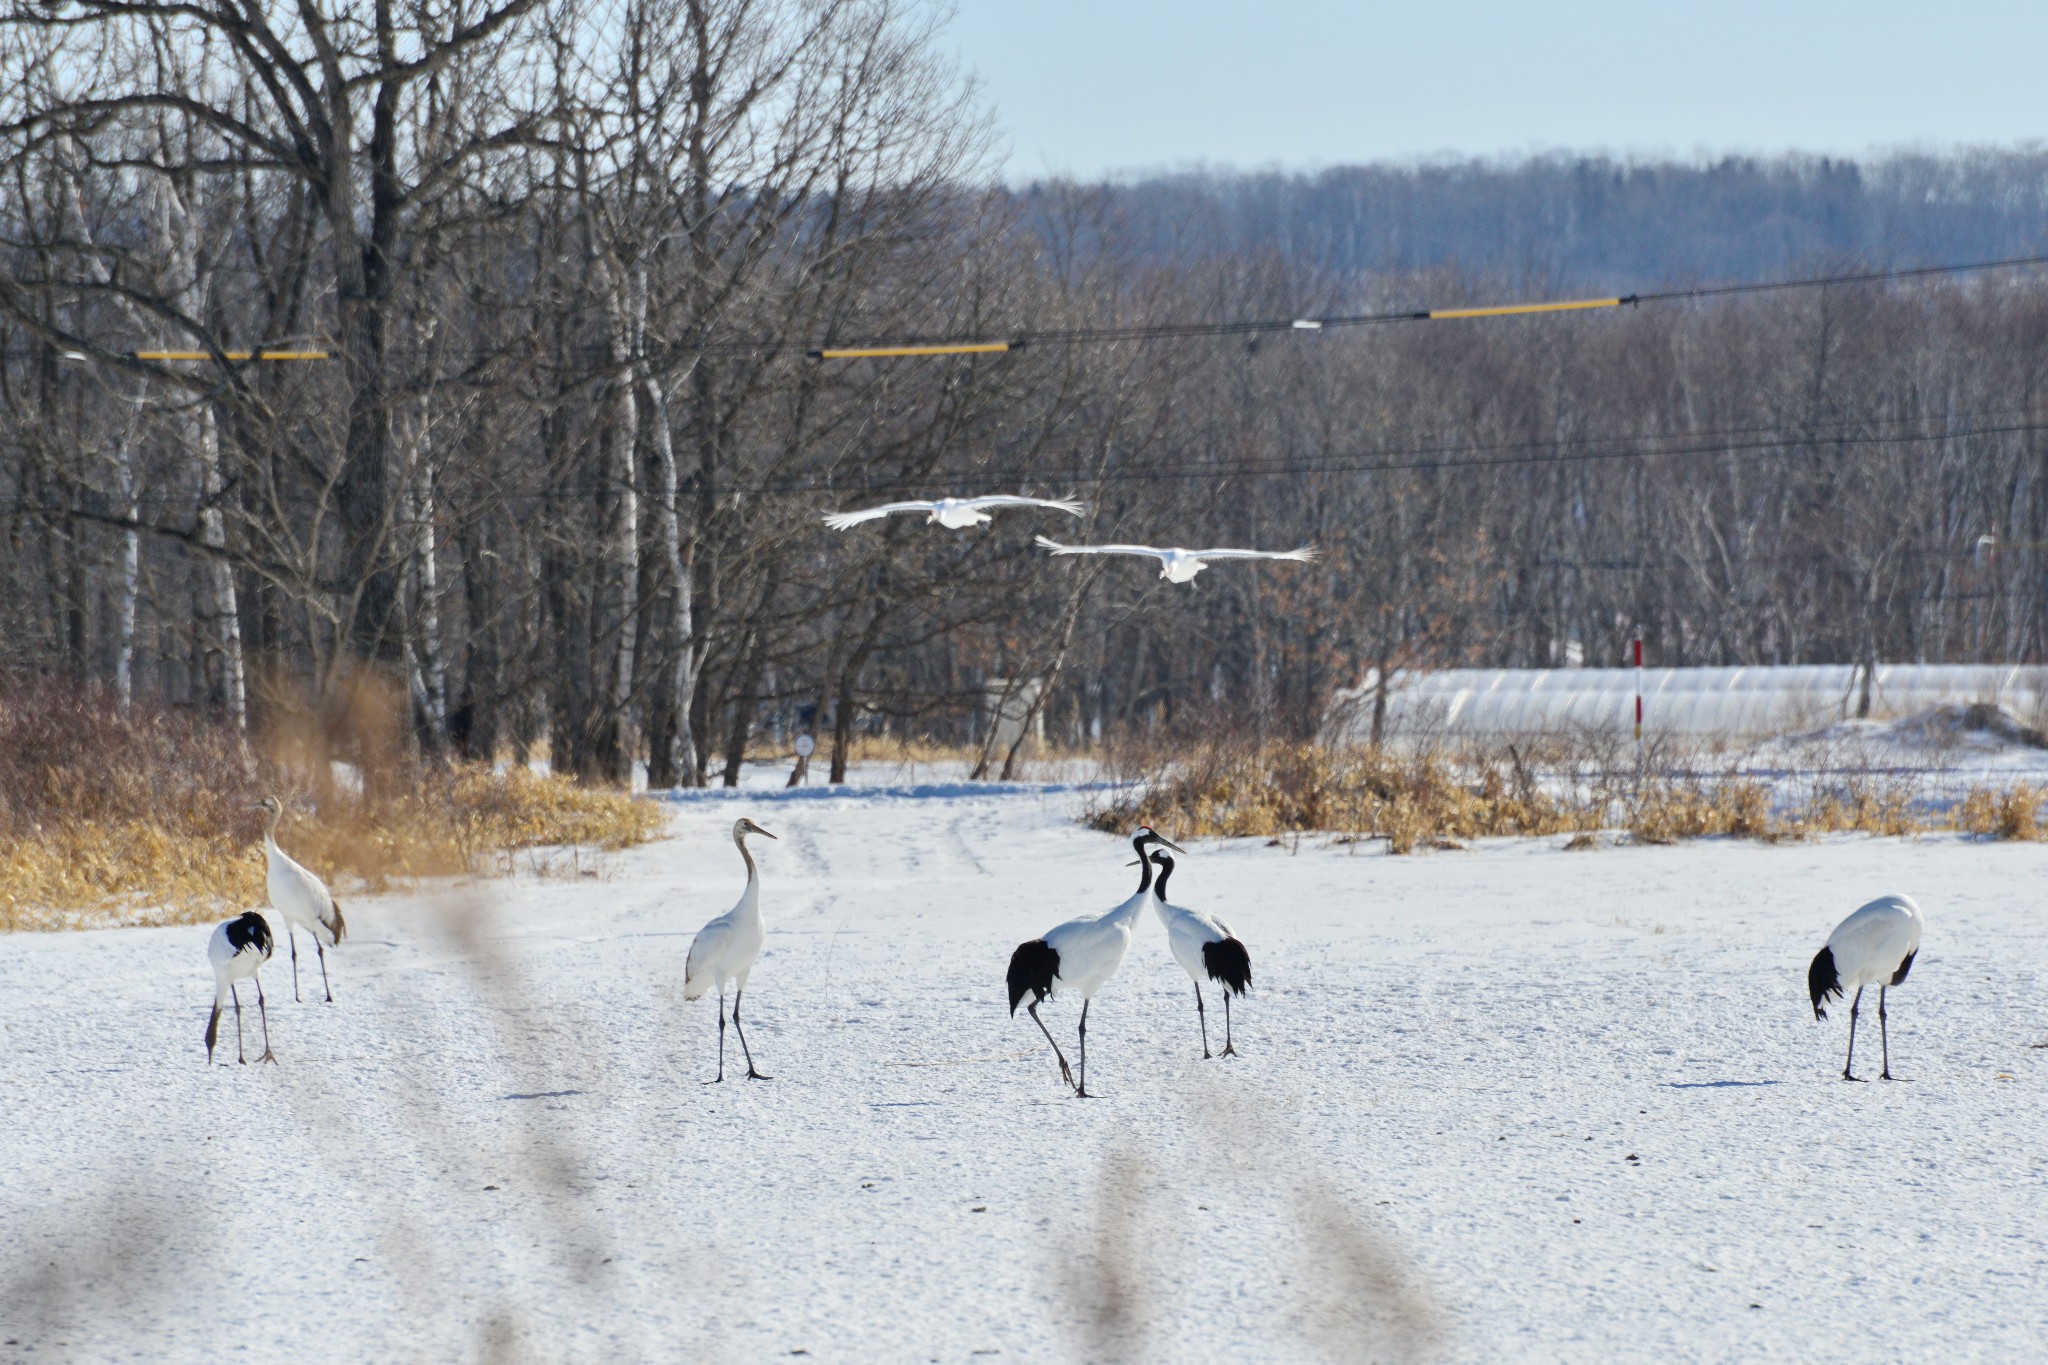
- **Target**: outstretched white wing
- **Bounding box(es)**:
[1034,536,1169,560]
[1190,545,1319,563]
[822,501,938,531]
[961,495,1086,517]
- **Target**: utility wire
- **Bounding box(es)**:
[13,251,2048,365]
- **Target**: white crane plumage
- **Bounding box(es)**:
[205,910,277,1065]
[1006,827,1185,1097]
[1034,536,1317,584]
[254,796,346,1003]
[1809,893,1924,1081]
[1142,850,1251,1058]
[823,495,1085,531]
[683,818,779,1082]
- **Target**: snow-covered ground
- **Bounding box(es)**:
[5,773,2048,1362]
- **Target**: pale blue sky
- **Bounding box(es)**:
[945,1,2048,179]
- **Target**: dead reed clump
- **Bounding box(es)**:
[0,686,663,932]
[1626,776,1775,844]
[1085,739,1589,851]
[1953,783,2043,840]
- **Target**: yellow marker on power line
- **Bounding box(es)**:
[133,350,330,361]
[1426,296,1637,321]
[808,341,1012,360]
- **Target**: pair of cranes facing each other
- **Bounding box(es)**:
[1006,826,1254,1098]
[817,494,1318,585]
[200,796,348,1065]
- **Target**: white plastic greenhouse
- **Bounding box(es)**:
[1327,664,2048,742]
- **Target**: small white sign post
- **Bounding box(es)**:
[788,732,815,788]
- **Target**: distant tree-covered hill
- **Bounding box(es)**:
[1034,149,2048,291]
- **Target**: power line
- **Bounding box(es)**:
[801,251,2048,359]
[13,251,2048,366]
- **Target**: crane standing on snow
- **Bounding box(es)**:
[822,494,1085,531]
[205,910,277,1065]
[1143,849,1251,1059]
[255,796,347,1003]
[684,818,780,1082]
[1007,826,1185,1097]
[1809,893,1924,1081]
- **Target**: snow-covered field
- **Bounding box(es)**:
[5,771,2048,1362]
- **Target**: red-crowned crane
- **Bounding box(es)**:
[684,818,779,1082]
[1144,849,1251,1058]
[1006,826,1185,1097]
[254,796,346,1003]
[205,910,277,1065]
[1809,893,1924,1081]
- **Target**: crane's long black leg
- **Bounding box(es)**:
[1075,999,1093,1098]
[733,988,771,1080]
[703,990,727,1084]
[231,982,246,1065]
[1221,991,1238,1057]
[316,941,333,1003]
[1194,982,1212,1059]
[1843,985,1865,1081]
[1026,1001,1075,1089]
[288,927,302,1003]
[1879,986,1893,1080]
[255,977,277,1064]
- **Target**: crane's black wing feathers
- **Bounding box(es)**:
[1808,945,1842,1019]
[225,911,273,957]
[1006,939,1059,1015]
[1202,937,1252,996]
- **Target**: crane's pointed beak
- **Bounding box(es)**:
[1155,835,1188,855]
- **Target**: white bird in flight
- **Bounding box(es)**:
[823,494,1085,531]
[1034,536,1317,584]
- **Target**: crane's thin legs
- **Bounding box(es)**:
[1878,986,1893,1080]
[255,978,276,1064]
[1194,983,1212,1059]
[1027,1002,1075,1090]
[1843,986,1866,1081]
[288,927,302,1003]
[733,989,770,1080]
[230,982,247,1065]
[315,942,333,1003]
[703,990,727,1084]
[1221,992,1238,1057]
[1075,1000,1093,1098]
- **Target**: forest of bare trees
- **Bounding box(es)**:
[5,0,2048,785]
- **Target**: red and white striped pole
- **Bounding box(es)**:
[1633,635,1644,742]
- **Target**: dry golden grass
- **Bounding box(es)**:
[0,687,663,932]
[1954,783,2043,840]
[1086,741,1593,853]
[1089,736,2048,851]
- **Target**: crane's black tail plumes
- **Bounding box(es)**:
[1808,945,1842,1019]
[1889,948,1916,986]
[1007,939,1059,1015]
[1203,937,1252,997]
